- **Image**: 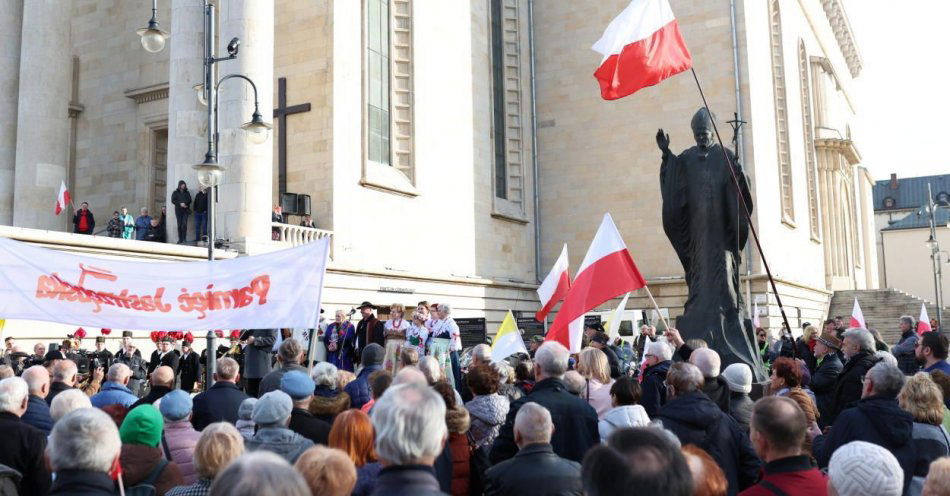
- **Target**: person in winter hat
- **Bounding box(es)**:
[721,363,754,433]
[598,377,650,442]
[828,441,903,496]
[119,404,185,495]
[160,389,202,484]
[236,397,258,440]
[245,390,313,463]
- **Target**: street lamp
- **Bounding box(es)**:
[924,183,947,332]
[139,0,272,391]
[136,0,169,53]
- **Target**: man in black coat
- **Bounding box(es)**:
[177,340,200,393]
[72,202,95,235]
[244,329,278,398]
[490,342,599,465]
[639,340,673,417]
[826,328,880,426]
[811,331,844,427]
[811,362,916,495]
[281,371,331,445]
[354,302,385,366]
[129,365,175,410]
[191,357,250,430]
[148,336,180,377]
[113,332,147,395]
[485,402,582,496]
[0,377,51,495]
[193,185,209,242]
[590,333,622,379]
[171,180,192,244]
[656,362,761,496]
[690,347,732,414]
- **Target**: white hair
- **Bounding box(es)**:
[535,341,569,379]
[49,408,121,473]
[471,344,492,364]
[209,451,310,496]
[22,365,50,395]
[492,361,513,384]
[514,402,553,444]
[418,356,443,384]
[372,383,447,465]
[437,303,452,315]
[842,328,875,354]
[689,348,722,378]
[52,360,78,382]
[0,377,29,414]
[874,351,898,368]
[107,363,131,383]
[51,389,92,422]
[310,361,339,388]
[393,366,428,386]
[646,340,673,362]
[216,357,240,380]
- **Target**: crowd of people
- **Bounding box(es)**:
[0,307,949,496]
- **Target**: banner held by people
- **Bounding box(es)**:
[0,236,329,331]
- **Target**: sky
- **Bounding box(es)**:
[844,0,950,181]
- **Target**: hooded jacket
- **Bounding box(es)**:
[164,419,202,484]
[119,444,184,496]
[309,386,351,424]
[640,360,671,417]
[812,395,916,495]
[245,426,314,464]
[657,392,761,495]
[703,376,733,414]
[466,393,510,449]
[598,404,651,441]
[827,351,880,425]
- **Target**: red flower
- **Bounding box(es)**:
[214,330,225,338]
[156,331,168,341]
[184,332,194,343]
[100,328,112,335]
[230,330,242,340]
[171,331,184,341]
[150,331,160,342]
[74,328,87,339]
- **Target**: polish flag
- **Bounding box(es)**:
[918,303,932,334]
[536,244,571,322]
[849,298,866,329]
[592,0,692,100]
[546,214,648,352]
[55,181,71,215]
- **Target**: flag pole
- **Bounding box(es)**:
[643,286,671,332]
[687,67,793,336]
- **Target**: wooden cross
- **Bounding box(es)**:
[273,77,312,196]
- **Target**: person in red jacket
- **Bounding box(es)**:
[739,396,828,496]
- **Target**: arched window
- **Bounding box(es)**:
[770,0,794,223]
[799,40,820,240]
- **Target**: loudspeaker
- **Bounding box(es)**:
[296,194,311,217]
[280,193,299,215]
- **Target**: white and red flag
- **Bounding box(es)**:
[592,0,692,100]
[918,303,932,334]
[849,298,866,330]
[55,181,71,215]
[546,214,647,352]
[536,244,571,322]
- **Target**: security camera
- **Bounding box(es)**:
[227,37,240,57]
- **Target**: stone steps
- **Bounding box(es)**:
[828,289,947,345]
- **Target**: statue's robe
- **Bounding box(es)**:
[660,143,757,367]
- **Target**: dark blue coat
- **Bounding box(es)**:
[191,381,251,431]
[813,396,916,495]
[657,392,761,496]
[640,360,671,417]
[484,443,582,496]
[827,351,880,425]
[810,353,843,427]
[371,465,446,496]
[21,395,53,434]
[346,364,382,410]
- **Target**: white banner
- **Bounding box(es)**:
[0,236,330,331]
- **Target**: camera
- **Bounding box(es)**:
[227,37,240,57]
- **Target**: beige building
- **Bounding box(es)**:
[1,0,879,347]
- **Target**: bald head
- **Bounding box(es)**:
[151,366,175,387]
[514,402,553,447]
[52,360,79,385]
[22,366,51,398]
[689,348,721,378]
[393,366,427,386]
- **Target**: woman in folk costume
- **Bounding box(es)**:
[326,310,357,372]
[405,311,430,357]
[120,207,135,239]
[382,303,410,374]
[428,303,462,388]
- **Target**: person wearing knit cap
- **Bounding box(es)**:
[119,404,185,494]
[160,390,202,484]
[828,441,903,496]
[236,397,258,440]
[345,343,385,410]
[245,390,314,463]
[722,363,754,433]
[281,371,331,445]
[811,330,844,428]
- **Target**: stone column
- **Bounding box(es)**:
[166,0,208,243]
[13,0,71,230]
[818,165,833,286]
[0,0,23,225]
[217,0,274,253]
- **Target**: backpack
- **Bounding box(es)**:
[124,459,168,496]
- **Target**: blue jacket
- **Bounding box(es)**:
[22,395,53,434]
[346,364,382,410]
[640,360,671,417]
[134,215,151,240]
[354,461,381,496]
[90,381,138,409]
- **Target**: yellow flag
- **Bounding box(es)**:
[491,311,527,362]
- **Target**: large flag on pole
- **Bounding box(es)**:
[592,0,692,100]
[55,181,71,215]
[918,303,932,334]
[492,311,527,362]
[850,298,866,329]
[536,244,571,322]
[547,214,647,352]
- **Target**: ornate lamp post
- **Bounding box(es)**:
[138,0,272,389]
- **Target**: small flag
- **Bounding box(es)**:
[850,298,866,329]
[918,303,932,334]
[536,244,571,322]
[592,0,693,100]
[491,311,527,362]
[55,181,71,215]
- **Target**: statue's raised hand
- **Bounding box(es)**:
[656,129,670,153]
